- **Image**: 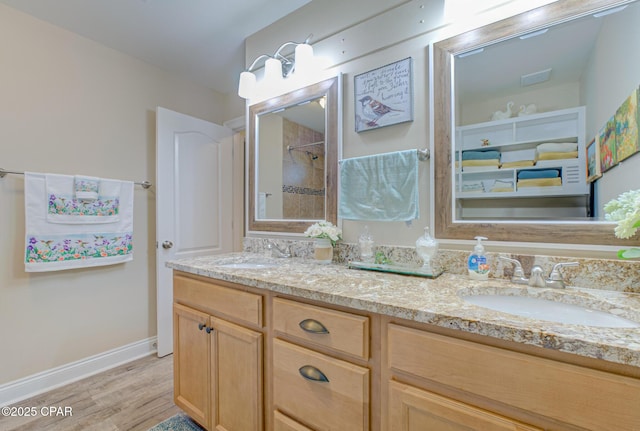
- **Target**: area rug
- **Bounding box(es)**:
[148,413,205,431]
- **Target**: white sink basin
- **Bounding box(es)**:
[463,294,640,328]
[218,262,278,269]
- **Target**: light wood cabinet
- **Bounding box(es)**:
[173,303,210,427]
[386,322,640,431]
[273,297,370,360]
[172,270,640,431]
[271,297,372,431]
[273,411,314,431]
[273,338,370,431]
[388,381,541,431]
[173,274,264,431]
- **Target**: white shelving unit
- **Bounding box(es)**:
[455,107,588,200]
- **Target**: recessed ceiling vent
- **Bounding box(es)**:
[521,68,552,87]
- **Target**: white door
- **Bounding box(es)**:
[156,107,233,357]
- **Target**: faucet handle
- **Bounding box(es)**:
[498,256,527,284]
[548,262,578,281]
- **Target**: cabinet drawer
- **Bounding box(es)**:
[273,339,370,431]
[389,381,541,431]
[274,410,314,431]
[174,274,262,327]
[388,324,640,430]
[273,297,369,359]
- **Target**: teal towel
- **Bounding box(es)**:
[517,169,560,179]
[462,150,501,160]
[339,149,419,221]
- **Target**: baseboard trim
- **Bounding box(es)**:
[0,337,157,407]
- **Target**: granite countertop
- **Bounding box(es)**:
[167,252,640,368]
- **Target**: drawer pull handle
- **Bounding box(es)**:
[299,319,329,334]
[299,365,329,382]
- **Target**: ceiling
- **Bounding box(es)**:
[455,9,603,105]
[0,0,311,95]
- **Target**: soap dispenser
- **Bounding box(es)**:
[468,236,489,280]
[415,227,438,274]
[358,226,374,263]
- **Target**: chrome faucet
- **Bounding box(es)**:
[545,262,579,289]
[499,257,578,289]
[266,240,291,258]
[498,256,528,284]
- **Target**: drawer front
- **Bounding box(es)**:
[273,339,370,431]
[273,411,314,431]
[389,381,542,431]
[273,297,369,359]
[388,324,640,430]
[174,274,262,327]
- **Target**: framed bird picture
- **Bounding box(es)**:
[354,57,413,132]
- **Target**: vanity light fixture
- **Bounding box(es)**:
[238,35,316,99]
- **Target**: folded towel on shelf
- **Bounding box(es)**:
[536,142,578,153]
[46,174,121,224]
[461,159,500,167]
[517,177,562,187]
[517,169,560,179]
[536,151,578,161]
[339,149,419,221]
[490,180,514,192]
[74,175,99,201]
[461,180,485,193]
[461,150,501,160]
[25,172,134,272]
[500,148,535,165]
[501,160,535,168]
[462,165,500,173]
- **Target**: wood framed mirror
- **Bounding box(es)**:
[433,0,640,246]
[248,75,340,234]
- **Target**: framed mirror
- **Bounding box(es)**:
[433,0,640,246]
[248,75,340,234]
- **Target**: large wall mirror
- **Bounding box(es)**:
[434,0,640,246]
[248,75,340,233]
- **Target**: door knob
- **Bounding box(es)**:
[162,241,174,249]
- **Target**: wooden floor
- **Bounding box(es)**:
[1,354,181,431]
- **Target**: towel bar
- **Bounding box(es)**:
[0,168,152,189]
[339,148,430,163]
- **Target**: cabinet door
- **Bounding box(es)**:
[174,303,211,428]
[389,381,541,431]
[211,317,264,431]
[273,411,314,431]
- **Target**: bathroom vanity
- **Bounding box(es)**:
[168,254,640,431]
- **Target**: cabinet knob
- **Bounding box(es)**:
[205,326,213,334]
[198,323,206,331]
[299,318,330,334]
[298,365,329,382]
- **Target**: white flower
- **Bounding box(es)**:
[304,221,342,246]
[604,190,640,239]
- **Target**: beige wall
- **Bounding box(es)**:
[0,4,233,385]
[245,0,587,252]
[582,3,640,214]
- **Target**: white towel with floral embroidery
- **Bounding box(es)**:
[46,174,121,224]
[24,172,134,272]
